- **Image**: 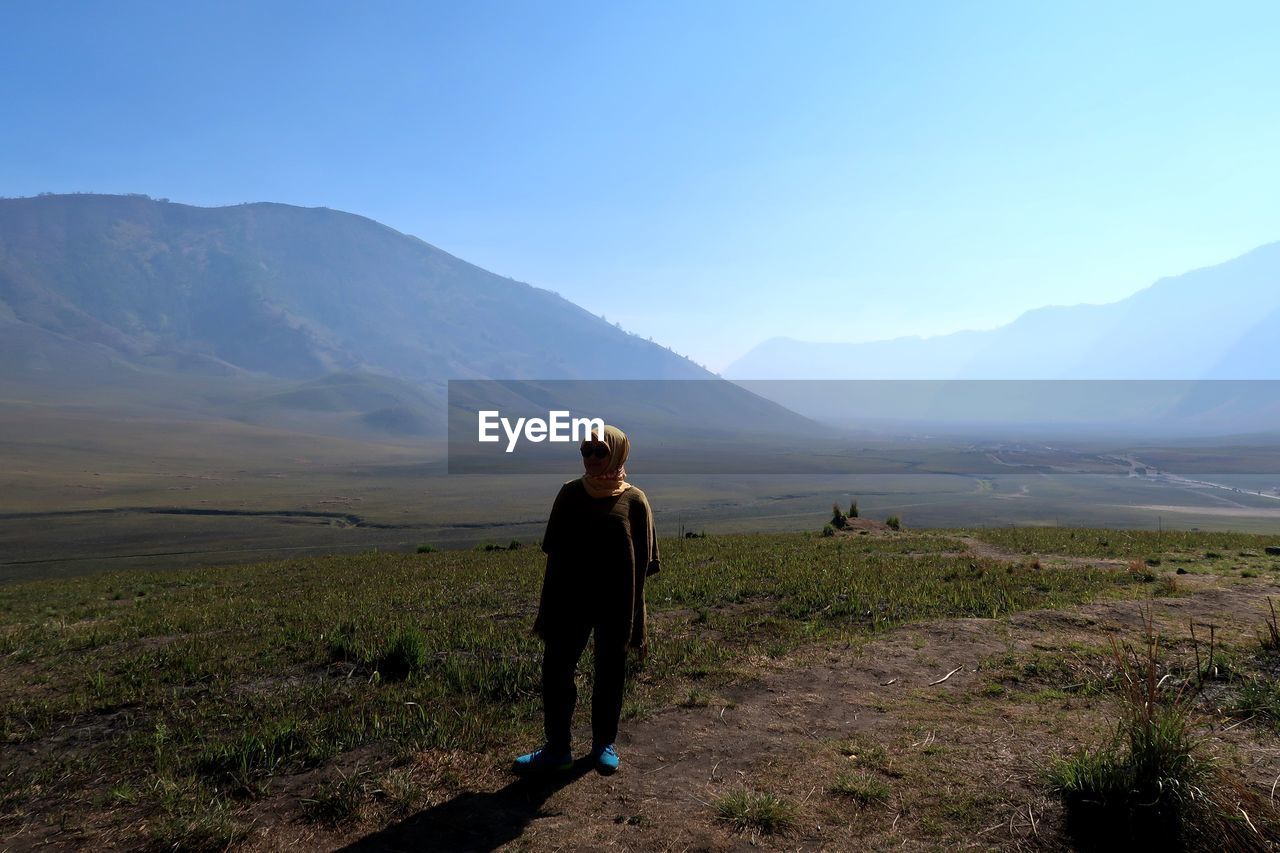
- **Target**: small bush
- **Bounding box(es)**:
[848,500,859,518]
[507,539,521,550]
[831,503,848,530]
[415,544,437,554]
[715,789,796,835]
[822,524,835,538]
[885,516,901,531]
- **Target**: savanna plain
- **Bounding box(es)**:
[4,407,1280,850]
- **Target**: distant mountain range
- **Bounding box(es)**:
[0,194,820,441]
[724,241,1280,379]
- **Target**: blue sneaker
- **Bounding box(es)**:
[512,745,573,774]
[593,743,620,774]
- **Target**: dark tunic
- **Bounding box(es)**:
[533,478,661,650]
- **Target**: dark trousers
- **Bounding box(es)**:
[542,618,627,753]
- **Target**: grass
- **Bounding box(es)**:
[962,527,1280,560]
[714,789,797,834]
[1047,611,1280,850]
[0,527,1238,848]
[830,770,890,803]
[1230,680,1280,729]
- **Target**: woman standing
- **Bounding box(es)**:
[513,424,660,775]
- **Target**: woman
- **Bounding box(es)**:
[513,424,660,775]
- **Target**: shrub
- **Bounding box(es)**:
[830,503,848,530]
[507,539,521,550]
[822,524,835,538]
[848,500,859,518]
[415,544,437,554]
[885,516,901,531]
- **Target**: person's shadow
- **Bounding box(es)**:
[339,758,594,852]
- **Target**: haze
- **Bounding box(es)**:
[5,1,1280,372]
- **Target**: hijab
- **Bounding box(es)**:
[581,424,632,498]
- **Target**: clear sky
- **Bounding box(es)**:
[4,1,1279,373]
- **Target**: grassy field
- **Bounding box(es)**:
[4,523,1280,849]
[6,403,1280,585]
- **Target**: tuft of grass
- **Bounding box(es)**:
[830,770,890,803]
[715,789,797,835]
[377,625,427,680]
[1260,598,1280,653]
[1048,610,1280,848]
[1230,679,1280,729]
[302,768,371,826]
[325,619,364,663]
[415,544,438,554]
[373,766,423,816]
[885,515,901,531]
[679,688,733,709]
[834,736,890,772]
[1127,559,1156,583]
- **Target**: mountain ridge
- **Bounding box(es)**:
[724,240,1280,379]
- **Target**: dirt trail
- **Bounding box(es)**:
[317,570,1280,852]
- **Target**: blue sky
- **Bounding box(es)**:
[4,1,1279,372]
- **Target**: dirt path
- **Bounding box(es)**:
[315,570,1280,852]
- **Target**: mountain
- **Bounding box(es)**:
[0,194,830,441]
[0,193,712,386]
[723,241,1280,380]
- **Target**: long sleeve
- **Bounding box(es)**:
[541,480,576,556]
[533,481,576,639]
[628,490,660,650]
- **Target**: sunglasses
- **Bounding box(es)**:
[579,444,610,459]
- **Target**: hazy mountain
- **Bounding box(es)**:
[724,241,1280,380]
[0,193,712,385]
[0,194,830,440]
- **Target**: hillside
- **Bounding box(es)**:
[0,194,716,384]
[0,194,825,440]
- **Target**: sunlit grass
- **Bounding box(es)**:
[0,529,1165,846]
